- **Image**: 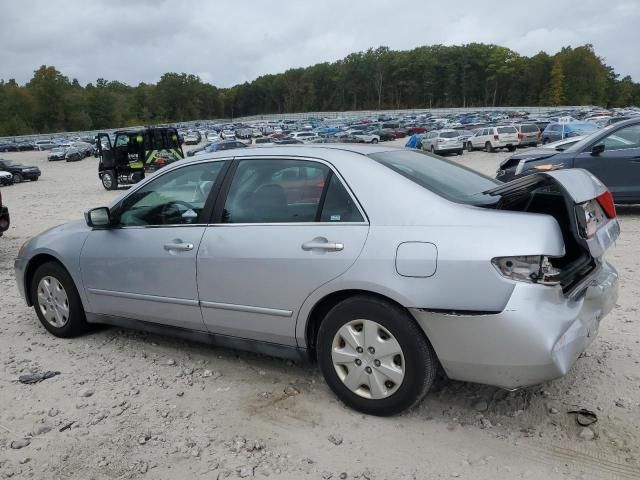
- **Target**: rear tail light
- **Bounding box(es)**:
[596,190,616,218]
[494,135,499,140]
[492,255,561,285]
[517,133,524,140]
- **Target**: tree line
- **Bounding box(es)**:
[1,43,639,136]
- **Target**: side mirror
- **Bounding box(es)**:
[85,207,111,228]
[591,143,605,156]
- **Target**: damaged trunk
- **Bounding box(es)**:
[483,169,620,295]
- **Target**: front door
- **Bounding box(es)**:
[573,123,640,201]
[96,133,113,171]
[197,158,369,346]
[80,160,226,330]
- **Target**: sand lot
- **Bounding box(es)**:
[0,141,639,480]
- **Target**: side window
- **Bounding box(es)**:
[115,162,224,227]
[601,125,640,151]
[222,159,330,223]
[320,174,365,222]
[114,135,129,148]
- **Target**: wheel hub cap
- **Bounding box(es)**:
[37,276,70,328]
[331,319,405,399]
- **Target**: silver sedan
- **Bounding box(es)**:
[15,145,620,416]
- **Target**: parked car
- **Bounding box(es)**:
[184,132,201,145]
[255,137,275,145]
[15,145,619,416]
[48,147,68,161]
[368,129,395,142]
[0,141,17,152]
[0,171,13,186]
[65,147,85,162]
[540,122,598,144]
[514,123,540,147]
[344,130,380,144]
[206,131,220,143]
[0,159,41,183]
[421,129,463,155]
[193,140,248,156]
[34,140,57,151]
[289,132,319,142]
[273,138,304,145]
[0,190,8,236]
[496,118,640,203]
[466,126,519,152]
[220,129,236,140]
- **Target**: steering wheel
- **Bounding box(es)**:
[158,200,197,224]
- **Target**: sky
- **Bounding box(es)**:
[1,0,639,87]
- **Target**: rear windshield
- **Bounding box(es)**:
[368,150,499,206]
[497,126,517,134]
[439,131,459,138]
[520,124,539,133]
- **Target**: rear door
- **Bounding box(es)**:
[197,157,369,346]
[572,123,640,202]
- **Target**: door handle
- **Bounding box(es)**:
[164,242,194,252]
[302,238,344,252]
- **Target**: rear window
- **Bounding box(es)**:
[520,124,539,133]
[497,126,517,134]
[368,150,499,206]
[439,131,459,138]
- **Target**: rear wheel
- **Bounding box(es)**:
[485,142,494,153]
[12,173,23,183]
[466,142,473,152]
[508,145,516,152]
[457,149,463,155]
[317,295,438,416]
[30,261,88,338]
[101,170,117,190]
[430,145,435,153]
[371,138,379,144]
[542,137,550,145]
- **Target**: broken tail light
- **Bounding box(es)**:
[492,255,561,285]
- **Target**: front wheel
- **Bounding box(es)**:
[508,146,516,152]
[371,138,378,144]
[12,173,23,184]
[317,295,438,416]
[101,170,117,190]
[31,261,88,338]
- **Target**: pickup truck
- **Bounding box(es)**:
[0,190,9,236]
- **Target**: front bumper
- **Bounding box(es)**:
[410,261,618,389]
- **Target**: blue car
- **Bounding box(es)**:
[541,122,598,144]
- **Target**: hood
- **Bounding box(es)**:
[499,149,557,169]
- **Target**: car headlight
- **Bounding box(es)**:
[492,255,561,285]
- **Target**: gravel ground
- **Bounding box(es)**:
[0,142,639,480]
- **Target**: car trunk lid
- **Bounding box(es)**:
[483,169,620,294]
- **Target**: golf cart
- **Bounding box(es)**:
[96,127,184,190]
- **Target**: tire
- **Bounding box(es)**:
[466,142,473,152]
[101,170,117,190]
[484,142,494,153]
[430,145,435,153]
[371,138,379,144]
[457,149,463,155]
[30,261,88,338]
[317,295,438,416]
[508,146,516,152]
[12,172,23,183]
[542,138,550,145]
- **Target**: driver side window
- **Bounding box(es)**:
[115,162,224,227]
[601,125,640,151]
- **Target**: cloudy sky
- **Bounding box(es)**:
[1,0,639,87]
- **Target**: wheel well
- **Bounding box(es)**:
[305,290,414,359]
[23,254,62,305]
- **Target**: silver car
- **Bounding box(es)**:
[421,129,464,155]
[15,146,620,416]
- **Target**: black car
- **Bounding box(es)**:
[0,190,9,237]
[369,129,395,141]
[65,147,84,162]
[0,142,17,152]
[0,159,41,183]
[496,118,640,203]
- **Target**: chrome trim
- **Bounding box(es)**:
[200,301,293,317]
[207,222,368,227]
[87,288,199,306]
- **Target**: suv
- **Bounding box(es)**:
[289,132,319,142]
[421,129,463,155]
[466,126,519,152]
[514,123,540,147]
[0,190,9,236]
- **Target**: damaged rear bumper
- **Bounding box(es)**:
[410,261,618,389]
